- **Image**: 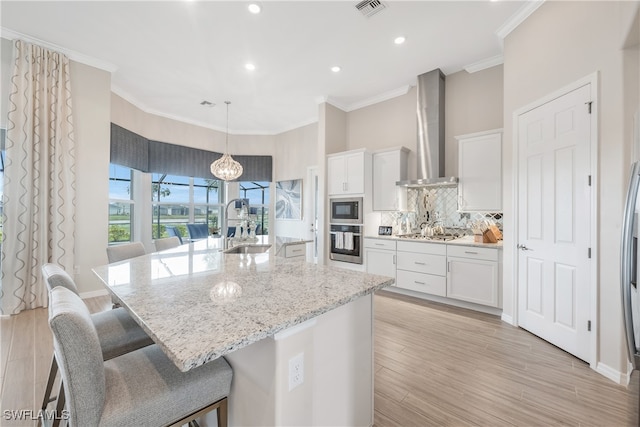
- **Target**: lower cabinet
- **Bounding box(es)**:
[364,237,502,310]
[284,243,306,258]
[446,245,500,308]
[364,238,396,284]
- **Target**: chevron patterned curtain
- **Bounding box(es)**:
[1,40,76,315]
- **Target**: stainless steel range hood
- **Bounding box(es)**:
[396,69,458,188]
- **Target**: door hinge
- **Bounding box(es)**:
[588,247,591,258]
[586,101,593,114]
[588,320,591,331]
[588,175,591,186]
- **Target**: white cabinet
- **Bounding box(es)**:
[364,238,396,285]
[284,243,306,258]
[446,245,500,307]
[396,241,446,296]
[457,129,502,212]
[327,150,369,196]
[372,147,409,211]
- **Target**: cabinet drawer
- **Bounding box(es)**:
[396,270,446,296]
[397,240,446,256]
[364,238,396,251]
[447,245,498,261]
[285,244,306,258]
[397,251,446,276]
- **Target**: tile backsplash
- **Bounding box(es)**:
[379,187,503,235]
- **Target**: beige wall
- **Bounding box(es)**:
[347,89,417,179]
[69,62,112,294]
[503,1,639,379]
[445,66,504,176]
[273,122,318,238]
[346,68,504,180]
[323,103,348,156]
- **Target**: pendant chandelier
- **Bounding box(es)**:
[210,101,243,181]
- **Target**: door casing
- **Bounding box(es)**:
[510,72,599,370]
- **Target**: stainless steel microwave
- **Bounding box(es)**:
[329,197,363,224]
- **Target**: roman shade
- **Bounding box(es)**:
[110,123,149,172]
[110,124,272,181]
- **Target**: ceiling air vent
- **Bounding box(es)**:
[355,0,387,18]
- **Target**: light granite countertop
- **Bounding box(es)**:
[92,237,393,372]
[365,234,503,249]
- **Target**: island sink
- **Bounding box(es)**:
[223,244,271,254]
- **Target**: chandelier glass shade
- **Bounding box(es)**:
[210,101,243,181]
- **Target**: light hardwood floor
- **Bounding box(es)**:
[0,291,638,426]
[374,290,639,426]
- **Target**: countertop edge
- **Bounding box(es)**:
[364,235,503,249]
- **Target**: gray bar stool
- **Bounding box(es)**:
[106,241,146,263]
[154,236,182,251]
[49,286,232,426]
[39,264,154,426]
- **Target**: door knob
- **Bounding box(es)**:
[517,244,531,251]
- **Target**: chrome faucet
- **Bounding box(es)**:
[223,198,250,249]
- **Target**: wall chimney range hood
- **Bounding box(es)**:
[396,69,458,188]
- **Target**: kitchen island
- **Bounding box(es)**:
[93,237,393,426]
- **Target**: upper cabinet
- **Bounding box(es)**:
[457,129,502,212]
[372,147,410,211]
[327,149,370,196]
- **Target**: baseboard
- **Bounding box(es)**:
[79,289,109,299]
[596,361,629,385]
[501,313,515,326]
[382,286,503,317]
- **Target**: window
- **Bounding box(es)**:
[108,164,134,243]
[239,181,270,235]
[193,177,222,234]
[151,174,223,240]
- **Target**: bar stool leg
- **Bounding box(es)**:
[52,384,65,427]
[38,355,58,427]
[217,398,228,427]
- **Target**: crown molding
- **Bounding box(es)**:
[495,1,545,40]
[464,54,504,73]
[317,84,412,113]
[1,27,118,73]
[344,85,412,112]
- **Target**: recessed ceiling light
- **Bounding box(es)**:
[248,3,261,14]
[331,66,341,73]
[245,63,256,71]
[394,36,406,45]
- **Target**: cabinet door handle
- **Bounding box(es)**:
[414,281,426,285]
[375,243,385,246]
[464,251,478,255]
[414,261,426,265]
[447,261,450,272]
[393,255,396,265]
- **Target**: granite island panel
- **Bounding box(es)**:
[92,237,393,372]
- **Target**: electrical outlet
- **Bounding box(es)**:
[288,352,304,391]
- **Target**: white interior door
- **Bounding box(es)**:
[517,84,592,362]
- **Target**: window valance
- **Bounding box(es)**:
[110,123,272,182]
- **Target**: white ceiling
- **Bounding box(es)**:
[1,1,528,135]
